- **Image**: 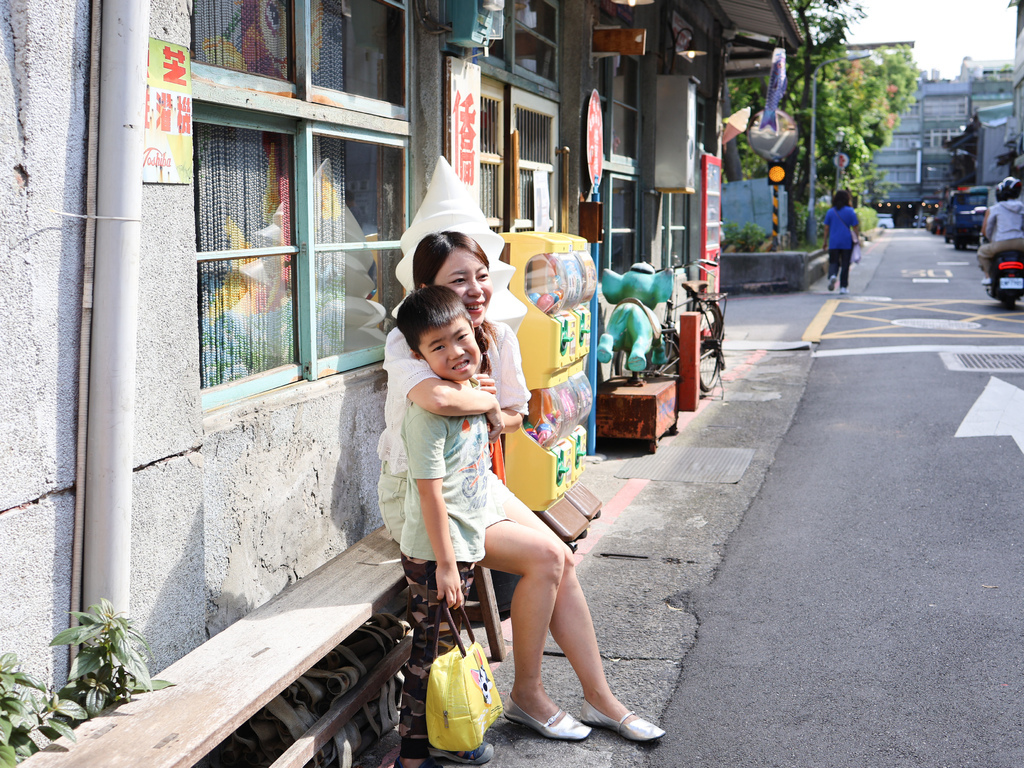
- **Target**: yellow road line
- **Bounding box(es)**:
[803,299,840,342]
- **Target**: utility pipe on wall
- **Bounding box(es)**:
[82,0,149,613]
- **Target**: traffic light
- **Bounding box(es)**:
[767,162,786,184]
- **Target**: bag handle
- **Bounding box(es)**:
[431,600,476,659]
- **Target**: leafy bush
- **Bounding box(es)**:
[722,221,767,252]
[0,653,87,766]
[0,599,169,765]
[52,599,172,718]
[856,206,878,232]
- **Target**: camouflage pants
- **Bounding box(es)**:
[399,556,475,760]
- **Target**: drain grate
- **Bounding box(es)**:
[891,318,982,330]
[616,446,755,483]
[940,352,1024,372]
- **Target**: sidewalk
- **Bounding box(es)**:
[361,333,818,768]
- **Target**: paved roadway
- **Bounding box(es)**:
[658,230,1024,767]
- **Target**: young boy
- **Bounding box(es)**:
[393,285,503,768]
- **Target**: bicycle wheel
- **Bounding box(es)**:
[698,302,724,393]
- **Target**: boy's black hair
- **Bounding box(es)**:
[396,285,474,355]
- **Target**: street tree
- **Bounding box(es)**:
[726,0,918,241]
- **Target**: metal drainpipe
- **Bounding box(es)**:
[69,0,105,632]
[82,0,149,613]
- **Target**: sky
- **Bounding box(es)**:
[847,0,1018,80]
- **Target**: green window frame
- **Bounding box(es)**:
[191,0,410,410]
[481,0,559,95]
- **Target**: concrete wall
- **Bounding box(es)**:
[201,370,387,637]
[0,0,90,683]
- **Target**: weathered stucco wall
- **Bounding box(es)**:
[2,0,397,687]
[202,368,388,636]
[0,0,89,682]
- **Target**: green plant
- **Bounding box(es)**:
[0,653,87,766]
[722,221,768,252]
[51,599,171,719]
[855,206,878,232]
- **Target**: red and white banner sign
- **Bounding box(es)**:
[449,59,481,204]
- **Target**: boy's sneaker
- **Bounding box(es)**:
[839,287,849,294]
[429,743,494,765]
[981,277,992,286]
[828,275,837,291]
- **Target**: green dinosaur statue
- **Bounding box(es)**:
[597,264,674,372]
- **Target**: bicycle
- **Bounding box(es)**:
[611,260,726,394]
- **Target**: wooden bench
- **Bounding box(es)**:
[29,527,506,768]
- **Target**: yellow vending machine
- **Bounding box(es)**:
[502,232,601,544]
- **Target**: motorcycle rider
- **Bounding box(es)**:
[978,177,1024,285]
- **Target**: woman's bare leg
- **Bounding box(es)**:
[480,515,565,722]
[489,498,636,724]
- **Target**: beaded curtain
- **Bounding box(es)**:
[193,0,291,80]
[196,124,295,388]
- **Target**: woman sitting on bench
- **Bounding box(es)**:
[377,164,664,767]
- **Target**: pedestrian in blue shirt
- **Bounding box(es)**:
[822,190,860,294]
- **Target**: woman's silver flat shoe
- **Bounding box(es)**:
[504,696,591,740]
[579,700,666,742]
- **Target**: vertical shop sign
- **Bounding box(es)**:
[586,90,603,193]
[447,58,481,203]
[144,38,193,184]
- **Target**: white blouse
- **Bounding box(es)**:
[377,321,530,474]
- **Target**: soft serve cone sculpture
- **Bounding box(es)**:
[396,157,527,331]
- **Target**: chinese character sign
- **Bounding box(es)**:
[144,38,193,184]
[448,59,480,204]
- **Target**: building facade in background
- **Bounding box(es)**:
[871,59,1013,227]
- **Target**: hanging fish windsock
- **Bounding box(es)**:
[759,48,788,132]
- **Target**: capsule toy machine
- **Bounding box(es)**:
[502,232,601,544]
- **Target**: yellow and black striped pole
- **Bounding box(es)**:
[768,162,785,252]
[771,183,780,251]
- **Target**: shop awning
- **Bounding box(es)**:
[718,0,803,79]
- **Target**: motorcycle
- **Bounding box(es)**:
[987,250,1024,310]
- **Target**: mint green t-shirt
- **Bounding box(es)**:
[400,404,504,562]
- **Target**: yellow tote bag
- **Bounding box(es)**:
[426,602,503,752]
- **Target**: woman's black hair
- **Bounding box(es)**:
[832,190,852,209]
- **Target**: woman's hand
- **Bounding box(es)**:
[485,401,504,443]
[475,374,497,395]
[436,561,464,608]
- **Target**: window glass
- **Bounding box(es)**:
[515,30,556,80]
[313,136,402,357]
[480,94,502,227]
[667,193,687,268]
[313,135,404,243]
[198,255,296,387]
[193,0,291,80]
[514,0,556,81]
[196,124,296,388]
[196,124,294,252]
[611,57,637,159]
[313,0,405,105]
[516,0,555,35]
[610,177,636,273]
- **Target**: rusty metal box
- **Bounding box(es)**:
[596,377,678,452]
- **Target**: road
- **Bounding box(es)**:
[657,230,1024,767]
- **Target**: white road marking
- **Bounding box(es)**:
[814,344,1024,358]
[912,278,950,283]
[955,377,1024,455]
[938,261,969,266]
